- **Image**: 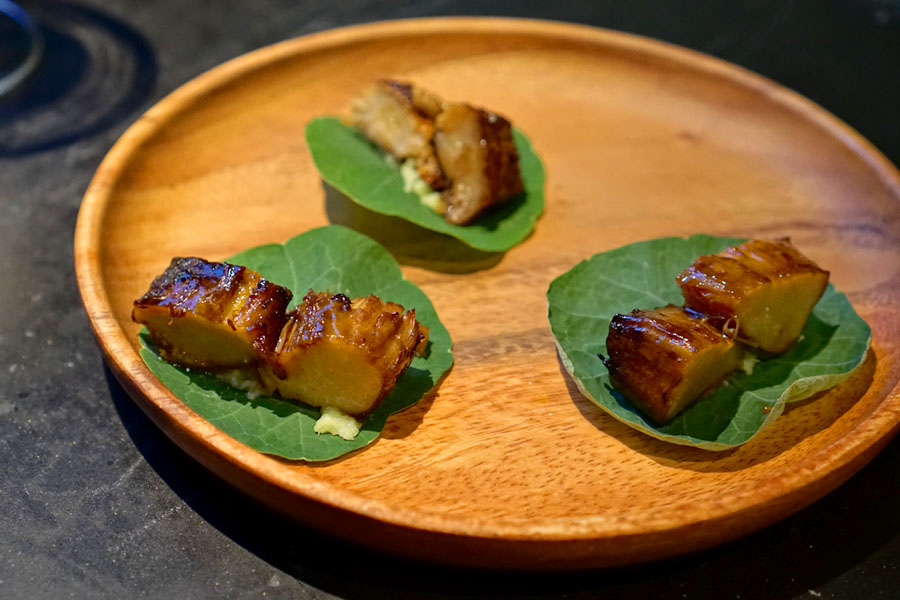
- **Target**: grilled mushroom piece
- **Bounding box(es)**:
[677,239,829,354]
[350,79,446,189]
[132,258,292,370]
[433,102,524,225]
[261,291,427,417]
[604,305,744,424]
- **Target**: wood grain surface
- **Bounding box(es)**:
[74,18,900,569]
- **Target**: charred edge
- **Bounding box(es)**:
[133,257,247,323]
[477,107,524,206]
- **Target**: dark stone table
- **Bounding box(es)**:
[2,1,898,597]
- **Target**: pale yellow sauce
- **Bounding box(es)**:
[314,406,362,440]
[400,158,445,213]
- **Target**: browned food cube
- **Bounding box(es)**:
[604,305,744,424]
[350,79,446,189]
[677,239,829,354]
[433,102,524,225]
[132,258,292,370]
[261,291,426,416]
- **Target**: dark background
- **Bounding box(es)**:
[1,1,899,598]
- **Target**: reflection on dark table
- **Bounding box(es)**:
[1,1,898,598]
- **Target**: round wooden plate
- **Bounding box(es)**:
[75,18,900,569]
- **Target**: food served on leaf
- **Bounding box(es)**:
[350,80,445,190]
[260,291,427,417]
[603,305,745,424]
[134,257,427,436]
[548,234,870,449]
[433,102,525,225]
[132,257,292,370]
[602,238,830,425]
[350,79,524,225]
[677,238,829,354]
[136,227,453,460]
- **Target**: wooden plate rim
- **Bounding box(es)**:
[74,17,900,544]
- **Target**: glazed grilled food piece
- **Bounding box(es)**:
[261,291,427,417]
[433,102,525,225]
[350,80,446,189]
[604,305,745,424]
[132,258,292,370]
[677,238,829,354]
[135,260,428,421]
[350,79,524,225]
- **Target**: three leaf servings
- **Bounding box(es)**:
[135,80,870,461]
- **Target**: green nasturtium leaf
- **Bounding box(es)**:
[547,234,871,450]
[305,116,545,253]
[139,226,454,461]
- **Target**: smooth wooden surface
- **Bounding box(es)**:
[74,18,900,569]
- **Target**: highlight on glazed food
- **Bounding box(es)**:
[133,257,428,440]
[603,238,829,424]
[677,238,830,354]
[350,79,525,225]
[604,305,746,424]
[258,291,427,418]
[547,233,870,449]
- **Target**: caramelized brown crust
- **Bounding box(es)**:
[434,103,525,225]
[274,292,423,379]
[414,323,430,357]
[350,79,447,190]
[677,253,765,327]
[135,257,244,317]
[132,258,292,369]
[677,238,829,353]
[263,291,426,416]
[604,305,743,424]
[392,80,443,119]
[134,257,428,418]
